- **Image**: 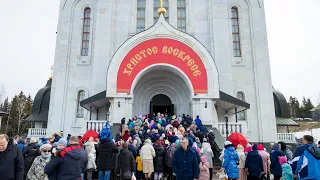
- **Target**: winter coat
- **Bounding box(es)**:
[117,149,135,180]
[270,144,285,176]
[96,139,119,171]
[199,156,210,180]
[0,139,24,180]
[295,145,320,180]
[23,142,40,177]
[208,132,215,150]
[128,144,137,158]
[27,156,51,180]
[154,145,165,172]
[292,143,312,173]
[165,145,176,167]
[201,142,213,168]
[281,163,293,180]
[245,150,263,178]
[140,143,156,160]
[44,144,88,180]
[236,145,246,169]
[258,150,269,174]
[87,149,97,170]
[172,146,200,180]
[222,145,240,179]
[17,140,25,153]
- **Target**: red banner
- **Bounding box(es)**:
[117,38,208,94]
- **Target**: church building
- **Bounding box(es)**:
[44,0,278,143]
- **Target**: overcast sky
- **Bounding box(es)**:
[0,0,319,105]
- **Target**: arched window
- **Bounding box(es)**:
[77,90,85,118]
[154,0,169,23]
[231,7,241,57]
[177,0,186,32]
[81,8,91,56]
[237,92,246,120]
[137,0,146,33]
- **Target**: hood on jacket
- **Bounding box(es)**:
[273,143,279,151]
[236,144,244,152]
[307,145,320,159]
[18,140,25,144]
[201,156,207,163]
[62,145,85,160]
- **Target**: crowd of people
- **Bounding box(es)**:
[0,113,319,180]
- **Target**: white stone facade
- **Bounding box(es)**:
[47,0,277,143]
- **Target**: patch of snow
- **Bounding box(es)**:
[295,128,320,143]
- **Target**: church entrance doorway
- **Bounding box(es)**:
[150,94,174,115]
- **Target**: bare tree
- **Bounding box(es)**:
[16,92,26,134]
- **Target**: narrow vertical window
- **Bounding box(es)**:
[137,0,146,33]
[77,90,85,118]
[81,8,91,56]
[237,92,246,120]
[177,0,186,32]
[154,0,169,23]
[231,7,241,57]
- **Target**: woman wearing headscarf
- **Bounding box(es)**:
[221,141,240,180]
[270,143,285,180]
[257,144,270,179]
[201,138,214,180]
[24,138,40,178]
[199,156,210,180]
[27,144,52,180]
[85,141,97,180]
[236,144,247,180]
[140,139,156,180]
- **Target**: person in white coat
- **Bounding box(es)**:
[201,138,214,180]
[140,139,156,180]
[85,141,97,180]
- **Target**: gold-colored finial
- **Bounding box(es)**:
[158,0,166,16]
[49,65,53,80]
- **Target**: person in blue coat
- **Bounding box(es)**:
[172,137,199,180]
[291,135,314,174]
[17,137,26,153]
[270,143,285,180]
[245,144,264,179]
[294,144,320,180]
[221,141,240,180]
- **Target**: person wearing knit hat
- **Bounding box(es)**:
[245,144,264,179]
[57,138,68,150]
[279,156,294,180]
[27,143,52,180]
[221,140,240,180]
[257,144,269,177]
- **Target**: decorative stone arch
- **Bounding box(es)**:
[106,14,220,98]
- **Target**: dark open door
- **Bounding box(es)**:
[170,104,174,116]
[150,100,153,114]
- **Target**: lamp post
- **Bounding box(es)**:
[107,111,110,124]
[224,111,229,139]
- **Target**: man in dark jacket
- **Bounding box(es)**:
[292,135,314,175]
[0,134,24,180]
[97,137,119,179]
[245,144,264,180]
[172,137,199,180]
[23,138,40,178]
[195,128,204,143]
[45,136,88,180]
[117,142,135,180]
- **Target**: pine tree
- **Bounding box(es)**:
[289,96,300,118]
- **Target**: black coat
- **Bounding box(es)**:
[154,145,165,172]
[208,132,215,148]
[45,145,88,180]
[117,149,135,180]
[195,131,204,143]
[0,139,24,180]
[128,144,136,158]
[245,150,264,178]
[23,142,40,176]
[97,140,119,171]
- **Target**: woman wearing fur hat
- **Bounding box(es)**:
[27,144,52,180]
[221,141,240,180]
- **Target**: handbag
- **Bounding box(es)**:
[131,173,136,180]
[216,169,228,180]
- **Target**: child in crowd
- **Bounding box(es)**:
[136,152,143,179]
[279,156,293,180]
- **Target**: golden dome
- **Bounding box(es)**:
[158,7,166,16]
